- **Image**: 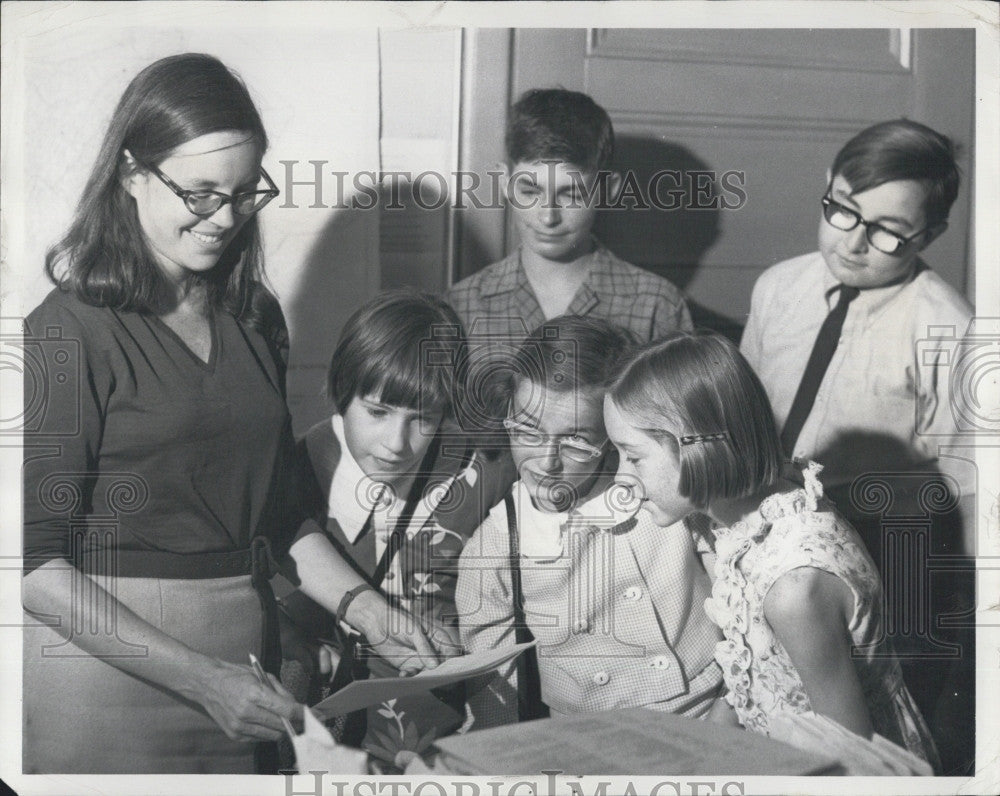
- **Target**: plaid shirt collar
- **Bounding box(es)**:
[477,239,621,315]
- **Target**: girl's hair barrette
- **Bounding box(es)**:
[679,432,728,446]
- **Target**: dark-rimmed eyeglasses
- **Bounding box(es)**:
[821,194,929,256]
[502,417,607,463]
[140,160,280,217]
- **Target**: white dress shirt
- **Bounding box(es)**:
[741,252,975,498]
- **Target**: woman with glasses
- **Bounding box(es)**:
[456,315,727,729]
[21,53,438,774]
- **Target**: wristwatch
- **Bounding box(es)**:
[336,582,376,622]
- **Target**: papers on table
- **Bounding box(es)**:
[312,641,534,720]
[768,711,934,776]
[433,706,839,776]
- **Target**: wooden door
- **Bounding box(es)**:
[456,28,974,339]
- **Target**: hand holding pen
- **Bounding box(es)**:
[185,652,301,743]
[249,652,301,738]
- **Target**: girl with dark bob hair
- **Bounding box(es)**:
[603,332,939,769]
[22,53,440,775]
[281,291,505,767]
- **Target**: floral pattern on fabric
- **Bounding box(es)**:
[365,699,441,774]
[705,462,939,768]
[388,522,472,620]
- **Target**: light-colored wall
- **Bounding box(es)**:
[378,28,462,294]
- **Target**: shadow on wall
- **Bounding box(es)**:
[282,200,379,435]
[452,203,498,284]
[282,178,491,434]
[817,429,975,777]
[379,177,453,295]
[595,135,739,341]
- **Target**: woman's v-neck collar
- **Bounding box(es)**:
[150,307,219,373]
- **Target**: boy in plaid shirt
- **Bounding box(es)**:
[446,88,692,348]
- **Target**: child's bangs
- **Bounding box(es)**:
[360,355,451,416]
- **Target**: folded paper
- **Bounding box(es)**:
[312,641,535,719]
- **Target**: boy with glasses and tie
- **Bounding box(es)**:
[739,119,975,774]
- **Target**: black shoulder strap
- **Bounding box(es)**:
[504,494,549,722]
[371,436,442,592]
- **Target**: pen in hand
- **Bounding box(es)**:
[249,652,297,738]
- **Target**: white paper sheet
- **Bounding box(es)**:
[312,641,535,719]
[290,708,368,774]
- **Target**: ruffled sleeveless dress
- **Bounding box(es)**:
[703,462,939,768]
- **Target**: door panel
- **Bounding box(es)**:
[590,28,911,72]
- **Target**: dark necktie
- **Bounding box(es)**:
[780,284,861,456]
